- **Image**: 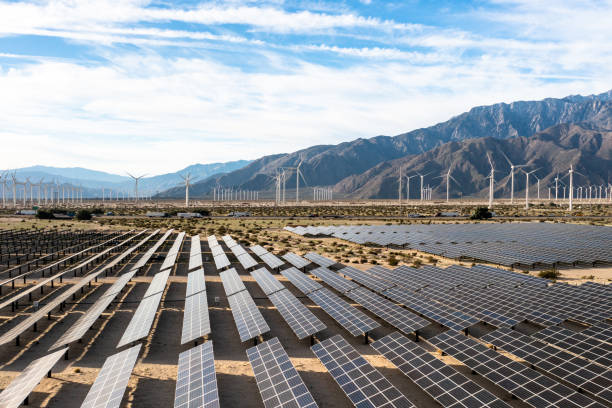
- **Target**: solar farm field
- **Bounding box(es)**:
[0,226,609,408]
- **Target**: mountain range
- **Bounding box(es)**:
[6,89,612,200]
[2,161,251,197]
[158,89,612,199]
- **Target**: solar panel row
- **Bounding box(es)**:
[429,330,604,408]
[247,337,318,408]
[372,332,510,408]
[312,335,414,407]
[174,341,220,408]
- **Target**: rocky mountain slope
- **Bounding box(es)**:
[159,90,612,198]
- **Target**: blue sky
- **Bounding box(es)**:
[0,0,610,175]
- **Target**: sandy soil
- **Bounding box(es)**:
[0,230,606,408]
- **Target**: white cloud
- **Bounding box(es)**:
[0,0,611,175]
[0,52,607,175]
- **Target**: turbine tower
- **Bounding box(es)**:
[295,161,307,203]
[502,153,526,204]
[180,173,192,207]
[405,175,417,201]
[487,153,495,209]
[398,166,403,204]
[417,172,431,201]
[568,166,574,211]
[127,173,146,203]
[443,167,459,203]
[522,168,538,209]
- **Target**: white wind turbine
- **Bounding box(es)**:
[10,173,18,207]
[398,165,403,204]
[486,153,495,209]
[179,173,192,207]
[0,172,7,208]
[295,160,306,203]
[405,175,417,201]
[502,152,527,204]
[440,167,459,203]
[127,173,146,203]
[417,172,431,201]
[521,168,538,209]
[532,174,541,200]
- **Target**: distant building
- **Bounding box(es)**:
[16,210,36,216]
[177,212,202,218]
[438,211,460,217]
[228,211,250,217]
[146,211,167,218]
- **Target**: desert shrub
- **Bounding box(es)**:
[36,209,54,219]
[75,210,92,220]
[388,255,399,266]
[538,269,561,279]
[470,207,492,220]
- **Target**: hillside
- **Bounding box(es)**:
[335,123,612,199]
[158,90,612,198]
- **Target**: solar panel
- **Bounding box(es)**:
[311,335,414,407]
[307,288,379,336]
[247,337,318,408]
[132,230,174,270]
[268,289,326,339]
[383,288,479,331]
[310,266,359,294]
[0,268,105,346]
[188,254,203,271]
[532,326,612,367]
[0,347,66,408]
[207,235,219,248]
[160,232,186,271]
[429,330,604,408]
[481,327,612,402]
[582,322,612,344]
[237,252,259,270]
[372,332,510,408]
[281,252,311,269]
[143,269,171,298]
[81,344,142,408]
[226,290,270,342]
[280,267,323,295]
[338,265,395,293]
[259,253,285,269]
[303,252,336,268]
[213,253,231,270]
[117,292,163,347]
[211,245,225,257]
[174,341,220,408]
[249,245,268,257]
[250,267,285,295]
[345,287,429,335]
[190,235,202,257]
[186,268,206,297]
[219,268,246,296]
[181,291,211,344]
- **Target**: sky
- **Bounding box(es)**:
[0,0,611,176]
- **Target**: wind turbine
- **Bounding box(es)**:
[295,161,307,203]
[554,174,560,200]
[398,166,403,204]
[405,175,417,201]
[522,168,538,209]
[417,172,431,201]
[179,173,192,207]
[296,160,306,203]
[0,172,6,208]
[532,174,541,200]
[487,153,495,209]
[441,167,459,203]
[127,173,146,203]
[10,173,18,207]
[502,152,527,204]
